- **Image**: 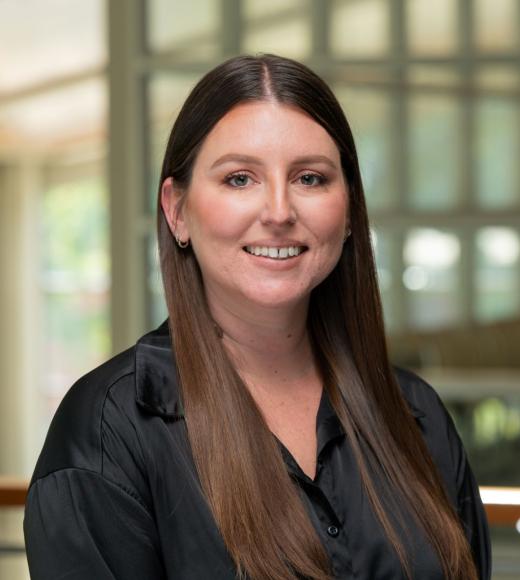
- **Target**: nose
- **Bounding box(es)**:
[260,180,297,227]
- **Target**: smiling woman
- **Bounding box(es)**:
[160,101,348,312]
[24,54,490,580]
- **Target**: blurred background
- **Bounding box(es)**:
[0,0,519,578]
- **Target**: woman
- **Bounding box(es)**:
[24,54,490,579]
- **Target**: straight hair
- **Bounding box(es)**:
[157,53,478,580]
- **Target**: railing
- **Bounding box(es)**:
[480,487,520,528]
[1,480,519,554]
[0,477,29,555]
[0,477,27,507]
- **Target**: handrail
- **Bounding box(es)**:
[0,477,27,507]
[1,479,519,526]
[479,486,520,527]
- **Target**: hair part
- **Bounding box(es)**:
[157,53,478,580]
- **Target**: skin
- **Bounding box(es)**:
[161,100,349,414]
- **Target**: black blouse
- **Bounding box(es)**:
[24,322,491,579]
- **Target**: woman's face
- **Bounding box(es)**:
[162,101,349,314]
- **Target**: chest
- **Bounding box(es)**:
[149,418,444,580]
[264,401,319,479]
[249,382,323,480]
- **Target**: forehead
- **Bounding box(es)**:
[196,101,341,161]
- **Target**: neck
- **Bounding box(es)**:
[206,289,317,395]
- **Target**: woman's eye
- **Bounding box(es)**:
[225,173,251,187]
[298,173,326,186]
[224,172,326,188]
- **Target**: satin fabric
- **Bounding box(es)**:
[24,321,491,579]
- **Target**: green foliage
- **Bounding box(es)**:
[41,177,109,280]
[41,175,111,393]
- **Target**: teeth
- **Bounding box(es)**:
[245,246,305,259]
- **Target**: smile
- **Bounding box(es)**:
[243,245,308,260]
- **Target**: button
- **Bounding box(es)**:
[327,525,339,537]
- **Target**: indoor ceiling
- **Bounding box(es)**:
[0,0,106,154]
[0,0,105,95]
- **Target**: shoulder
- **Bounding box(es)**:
[29,344,137,488]
[392,365,465,502]
[392,365,491,576]
[392,364,456,445]
[28,321,178,510]
[392,365,447,421]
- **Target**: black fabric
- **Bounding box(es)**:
[24,321,491,579]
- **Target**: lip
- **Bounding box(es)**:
[241,239,308,249]
[242,243,309,268]
[243,250,307,270]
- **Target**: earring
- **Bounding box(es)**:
[343,228,352,243]
[175,233,189,248]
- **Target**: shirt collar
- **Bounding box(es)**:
[316,389,425,457]
[135,320,185,420]
[134,321,426,423]
[314,385,426,458]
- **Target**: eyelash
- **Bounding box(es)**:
[224,172,251,188]
[223,171,328,188]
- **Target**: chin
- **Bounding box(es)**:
[241,285,311,310]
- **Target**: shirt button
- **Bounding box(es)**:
[326,525,339,537]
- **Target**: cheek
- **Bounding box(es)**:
[312,198,348,242]
[186,196,253,241]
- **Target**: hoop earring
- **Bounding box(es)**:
[175,233,189,248]
[343,228,352,243]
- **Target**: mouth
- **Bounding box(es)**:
[243,245,308,260]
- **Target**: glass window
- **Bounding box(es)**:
[403,228,461,330]
[147,0,220,59]
[243,0,302,20]
[40,172,110,426]
[447,393,520,486]
[371,227,398,333]
[475,0,519,53]
[147,74,203,326]
[406,0,457,55]
[406,66,461,89]
[147,73,201,210]
[476,65,520,91]
[330,0,390,58]
[408,95,461,211]
[243,13,310,59]
[475,98,520,210]
[335,87,395,211]
[148,233,168,328]
[475,227,520,322]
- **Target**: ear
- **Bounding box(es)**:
[160,177,189,242]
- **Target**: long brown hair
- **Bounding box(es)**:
[157,54,478,580]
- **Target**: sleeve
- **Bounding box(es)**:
[446,413,492,580]
[23,468,166,580]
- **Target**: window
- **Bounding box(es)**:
[40,167,110,426]
[144,0,520,335]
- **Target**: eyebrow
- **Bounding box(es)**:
[209,153,338,170]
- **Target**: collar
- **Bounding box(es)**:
[134,321,426,422]
[312,381,425,460]
[134,320,185,420]
[407,400,426,419]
